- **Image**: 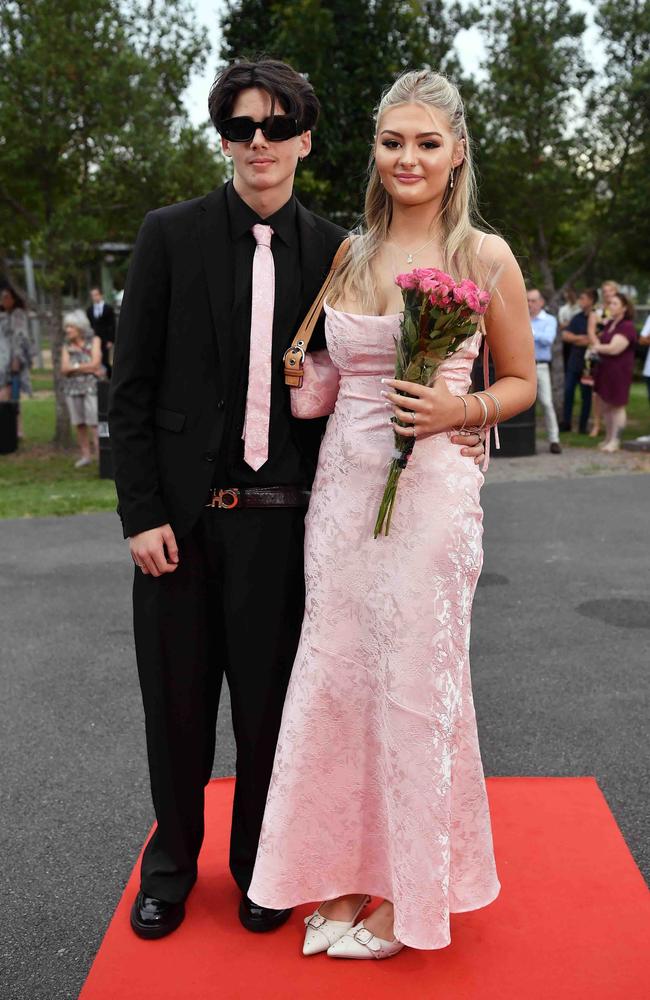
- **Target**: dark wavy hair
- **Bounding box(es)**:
[208,58,320,133]
[611,291,635,321]
[0,284,25,311]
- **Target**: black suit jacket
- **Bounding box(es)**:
[87,302,116,344]
[108,185,346,540]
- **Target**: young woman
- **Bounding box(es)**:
[60,310,102,467]
[589,292,638,453]
[248,71,536,959]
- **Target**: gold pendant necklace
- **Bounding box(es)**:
[388,234,437,265]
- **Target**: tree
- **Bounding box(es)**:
[473,0,650,304]
[588,0,650,292]
[0,0,224,445]
[474,1,593,299]
[220,0,473,222]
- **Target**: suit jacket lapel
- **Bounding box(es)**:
[197,186,232,370]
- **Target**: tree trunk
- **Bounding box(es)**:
[49,288,71,448]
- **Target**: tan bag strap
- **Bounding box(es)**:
[283,237,351,388]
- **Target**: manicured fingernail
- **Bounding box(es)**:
[380,390,388,397]
[381,378,387,383]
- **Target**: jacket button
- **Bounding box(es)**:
[216,399,225,410]
[203,452,216,462]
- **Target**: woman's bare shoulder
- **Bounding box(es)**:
[473,230,515,263]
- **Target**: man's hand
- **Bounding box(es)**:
[129,524,179,577]
[450,430,486,465]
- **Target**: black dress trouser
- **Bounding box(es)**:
[100,341,112,378]
[133,504,307,903]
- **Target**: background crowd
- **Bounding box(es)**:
[527,281,647,454]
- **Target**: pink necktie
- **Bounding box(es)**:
[243,224,275,470]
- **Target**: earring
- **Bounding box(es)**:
[450,168,454,189]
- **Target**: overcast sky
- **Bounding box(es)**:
[183,0,603,127]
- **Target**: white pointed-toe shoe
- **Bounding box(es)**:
[327,920,405,960]
[303,896,371,956]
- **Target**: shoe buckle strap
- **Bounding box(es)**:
[307,913,327,929]
[353,927,378,949]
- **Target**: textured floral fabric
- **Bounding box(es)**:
[248,304,500,950]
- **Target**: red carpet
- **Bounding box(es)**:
[80,778,650,1000]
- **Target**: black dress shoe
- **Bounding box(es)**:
[550,442,562,454]
[130,890,185,939]
[239,894,293,933]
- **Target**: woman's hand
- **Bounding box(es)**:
[381,377,464,440]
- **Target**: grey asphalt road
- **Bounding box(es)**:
[1,474,648,1000]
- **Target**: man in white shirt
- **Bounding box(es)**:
[527,288,561,454]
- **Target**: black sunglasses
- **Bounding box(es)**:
[217,115,302,143]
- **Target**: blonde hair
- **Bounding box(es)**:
[330,70,487,311]
[63,309,92,337]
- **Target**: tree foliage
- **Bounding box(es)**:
[473,0,650,300]
[220,0,650,299]
[588,0,650,281]
[474,0,593,296]
[221,0,474,221]
[1,0,647,441]
[0,0,224,443]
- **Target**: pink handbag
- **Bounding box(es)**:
[283,238,350,419]
[289,349,340,418]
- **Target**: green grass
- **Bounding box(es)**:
[555,379,650,448]
[30,367,55,393]
[0,397,117,519]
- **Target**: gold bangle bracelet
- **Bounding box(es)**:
[481,390,502,425]
[474,393,489,430]
[455,394,469,431]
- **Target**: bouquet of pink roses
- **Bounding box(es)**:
[374,267,491,538]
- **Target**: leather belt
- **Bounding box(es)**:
[205,486,311,510]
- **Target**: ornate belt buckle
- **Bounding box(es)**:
[208,488,240,509]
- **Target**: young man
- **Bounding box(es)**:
[527,288,561,454]
[560,287,597,433]
[87,287,116,378]
[109,58,486,941]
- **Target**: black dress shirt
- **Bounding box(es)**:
[217,182,313,487]
[566,311,589,374]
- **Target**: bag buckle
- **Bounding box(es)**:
[283,344,306,388]
[207,488,240,509]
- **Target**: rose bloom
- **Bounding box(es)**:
[396,272,420,290]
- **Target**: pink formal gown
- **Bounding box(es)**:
[248,303,500,950]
